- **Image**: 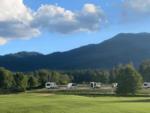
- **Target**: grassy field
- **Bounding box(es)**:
[0,93,150,113]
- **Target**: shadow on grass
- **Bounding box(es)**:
[29,88,150,103]
[118,99,150,103]
[80,94,150,103]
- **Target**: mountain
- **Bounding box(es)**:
[1,33,150,71]
[5,51,44,57]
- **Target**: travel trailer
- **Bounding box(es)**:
[90,82,101,88]
[67,83,77,89]
[143,82,150,88]
[45,82,58,89]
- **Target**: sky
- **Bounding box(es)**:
[0,0,150,55]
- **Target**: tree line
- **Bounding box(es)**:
[0,60,150,94]
[0,68,70,93]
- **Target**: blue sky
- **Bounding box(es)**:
[0,0,150,55]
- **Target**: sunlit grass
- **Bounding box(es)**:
[0,93,150,113]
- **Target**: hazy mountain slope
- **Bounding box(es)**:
[1,33,150,71]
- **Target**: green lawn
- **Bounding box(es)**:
[0,93,150,113]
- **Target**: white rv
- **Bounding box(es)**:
[67,83,77,89]
[90,82,101,88]
[143,82,150,88]
[112,83,118,88]
[45,82,58,89]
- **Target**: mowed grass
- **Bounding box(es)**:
[0,93,150,113]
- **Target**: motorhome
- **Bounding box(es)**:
[143,82,150,88]
[45,82,58,89]
[90,82,101,88]
[67,83,77,89]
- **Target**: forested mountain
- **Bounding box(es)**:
[1,33,150,71]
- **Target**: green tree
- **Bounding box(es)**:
[0,67,14,89]
[50,71,60,83]
[139,60,150,82]
[28,75,38,89]
[109,66,121,83]
[116,64,143,95]
[36,69,49,87]
[100,70,110,83]
[14,73,28,92]
[94,70,109,83]
[59,74,70,85]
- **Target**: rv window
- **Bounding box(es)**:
[72,83,76,86]
[47,84,51,86]
[144,84,148,86]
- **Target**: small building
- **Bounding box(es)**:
[143,82,150,88]
[90,82,101,88]
[45,82,58,89]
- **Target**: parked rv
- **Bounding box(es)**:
[67,83,77,89]
[45,82,58,89]
[143,82,150,88]
[90,82,101,88]
[112,83,118,88]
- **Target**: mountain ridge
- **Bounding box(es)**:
[1,32,150,71]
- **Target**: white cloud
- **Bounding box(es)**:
[83,4,98,13]
[0,21,40,39]
[0,0,105,45]
[0,38,7,45]
[124,0,150,13]
[0,0,40,44]
[0,0,32,21]
[32,3,105,34]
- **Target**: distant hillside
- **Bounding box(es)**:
[1,33,150,71]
